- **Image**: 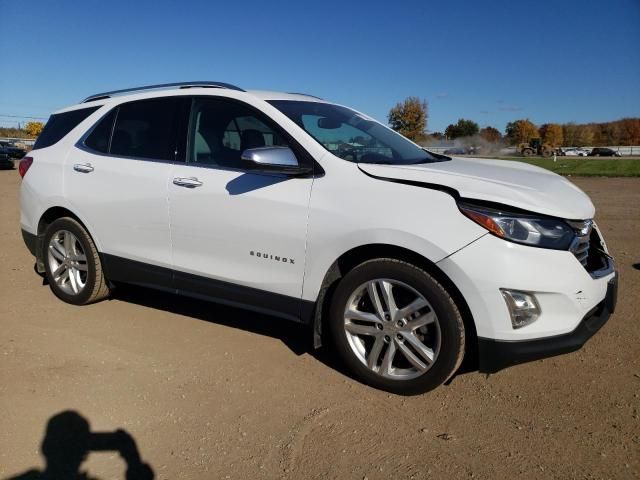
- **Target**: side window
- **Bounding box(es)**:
[110,98,179,161]
[190,98,292,168]
[84,108,117,154]
[32,106,100,150]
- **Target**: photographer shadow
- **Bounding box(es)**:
[7,411,153,480]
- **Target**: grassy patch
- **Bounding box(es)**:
[479,156,640,177]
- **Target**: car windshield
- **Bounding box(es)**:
[267,100,444,165]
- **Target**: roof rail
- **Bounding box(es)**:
[287,92,323,100]
[82,81,244,103]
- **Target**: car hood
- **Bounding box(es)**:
[358,157,595,220]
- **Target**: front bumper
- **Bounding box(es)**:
[437,225,617,371]
[477,274,617,372]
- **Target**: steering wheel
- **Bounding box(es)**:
[338,147,360,162]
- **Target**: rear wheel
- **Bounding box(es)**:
[522,149,534,157]
[43,217,110,305]
[329,259,465,395]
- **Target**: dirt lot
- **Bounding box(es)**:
[1,171,638,479]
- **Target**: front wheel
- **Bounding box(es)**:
[43,217,110,305]
[329,259,465,395]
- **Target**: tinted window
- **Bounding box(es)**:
[111,98,179,160]
[33,106,100,150]
[190,98,292,168]
[84,108,117,153]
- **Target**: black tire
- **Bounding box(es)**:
[329,259,465,395]
[43,217,110,305]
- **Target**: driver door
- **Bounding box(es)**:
[168,97,315,321]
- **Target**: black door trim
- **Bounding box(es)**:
[102,253,314,324]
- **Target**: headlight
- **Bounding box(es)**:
[458,202,575,249]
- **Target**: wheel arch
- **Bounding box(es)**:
[34,206,100,273]
[312,243,478,365]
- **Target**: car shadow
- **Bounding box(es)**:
[225,172,288,195]
[111,284,315,357]
[110,284,474,388]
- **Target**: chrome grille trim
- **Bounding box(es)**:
[567,220,593,267]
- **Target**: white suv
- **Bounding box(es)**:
[19,82,617,394]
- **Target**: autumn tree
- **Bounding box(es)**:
[618,118,640,145]
[479,126,502,143]
[24,121,44,137]
[539,123,563,147]
[505,119,539,145]
[445,119,479,139]
[388,97,428,141]
[575,124,595,146]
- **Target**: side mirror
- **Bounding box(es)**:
[241,147,311,175]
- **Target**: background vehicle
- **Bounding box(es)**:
[589,147,621,157]
[0,140,27,159]
[443,147,466,155]
[0,148,13,169]
[561,147,591,156]
[516,138,555,157]
[18,82,617,395]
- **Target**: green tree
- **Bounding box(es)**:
[445,119,479,139]
[505,119,539,145]
[387,97,428,141]
[24,121,44,137]
[479,126,502,143]
[539,123,563,147]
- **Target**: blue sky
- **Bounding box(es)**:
[1,0,638,133]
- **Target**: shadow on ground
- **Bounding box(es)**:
[111,284,476,387]
[6,411,154,480]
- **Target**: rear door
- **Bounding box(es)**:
[167,97,314,321]
[65,96,189,285]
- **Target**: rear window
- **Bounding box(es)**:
[84,109,117,154]
[32,106,100,150]
[110,98,179,161]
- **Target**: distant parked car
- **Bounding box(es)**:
[0,148,14,169]
[443,147,466,155]
[589,147,621,157]
[443,147,479,155]
[0,141,27,159]
[561,148,590,157]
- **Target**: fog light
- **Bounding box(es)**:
[500,289,540,329]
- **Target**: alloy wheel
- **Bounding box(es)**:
[343,279,441,380]
[47,230,88,295]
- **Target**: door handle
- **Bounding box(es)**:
[173,176,203,188]
[73,163,94,173]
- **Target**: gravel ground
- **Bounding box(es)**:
[0,171,638,480]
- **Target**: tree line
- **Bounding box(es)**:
[0,121,44,139]
[388,97,640,146]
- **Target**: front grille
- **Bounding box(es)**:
[568,220,593,267]
[568,220,609,273]
[571,236,590,266]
